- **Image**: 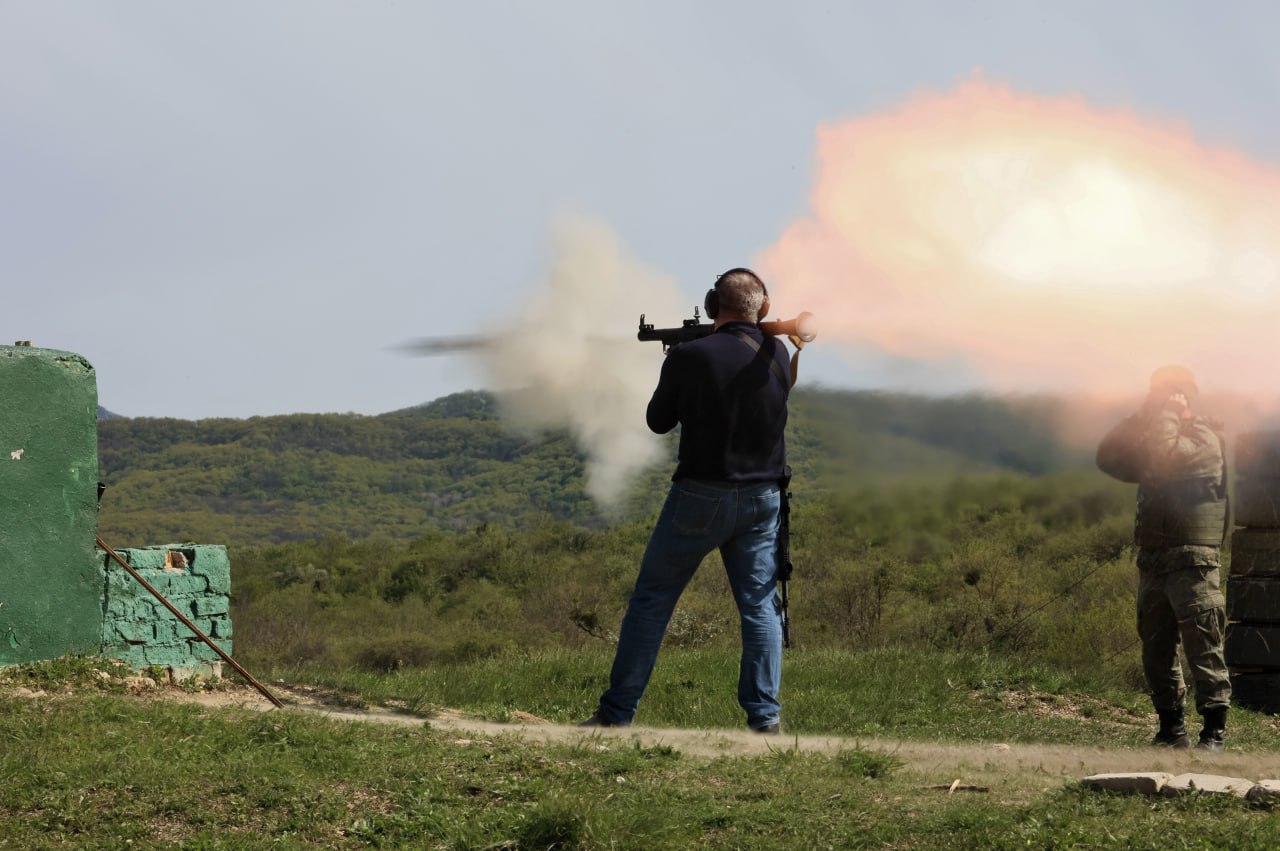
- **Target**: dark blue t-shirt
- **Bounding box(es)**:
[646,321,790,482]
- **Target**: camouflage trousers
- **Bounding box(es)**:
[1136,546,1231,715]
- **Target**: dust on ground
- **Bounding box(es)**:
[118,680,1280,788]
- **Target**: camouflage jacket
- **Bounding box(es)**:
[1097,406,1227,548]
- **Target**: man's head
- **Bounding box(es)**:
[1149,364,1198,399]
[1147,364,1197,417]
[705,267,770,324]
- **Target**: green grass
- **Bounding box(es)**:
[3,688,1280,849]
[259,646,1280,752]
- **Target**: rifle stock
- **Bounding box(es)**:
[638,311,816,350]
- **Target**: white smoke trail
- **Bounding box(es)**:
[480,217,686,507]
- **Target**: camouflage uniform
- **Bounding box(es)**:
[1098,405,1232,716]
[1135,545,1230,714]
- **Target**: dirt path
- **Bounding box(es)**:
[179,684,1280,787]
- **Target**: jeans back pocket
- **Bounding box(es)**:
[672,488,723,536]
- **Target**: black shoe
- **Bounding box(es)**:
[578,710,630,728]
[1194,707,1226,752]
[753,723,781,735]
[1195,731,1224,752]
[1152,708,1190,749]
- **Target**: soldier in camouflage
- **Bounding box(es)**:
[1096,365,1231,751]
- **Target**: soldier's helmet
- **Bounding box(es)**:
[1149,364,1198,399]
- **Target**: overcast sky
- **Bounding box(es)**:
[5,1,1280,418]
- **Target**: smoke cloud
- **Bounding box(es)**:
[483,82,1280,502]
[759,79,1280,403]
[479,218,685,506]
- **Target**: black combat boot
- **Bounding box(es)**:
[1195,707,1226,752]
[1152,707,1190,748]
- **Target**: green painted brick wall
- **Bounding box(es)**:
[0,345,103,663]
[99,544,233,675]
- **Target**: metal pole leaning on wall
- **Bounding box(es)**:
[97,535,285,709]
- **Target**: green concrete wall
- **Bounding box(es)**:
[99,544,232,676]
[0,345,104,663]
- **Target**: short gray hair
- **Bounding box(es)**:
[716,268,767,318]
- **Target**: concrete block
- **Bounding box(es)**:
[1226,623,1280,667]
[151,573,210,596]
[1225,576,1280,622]
[1081,773,1173,795]
[0,346,104,666]
[1234,477,1280,528]
[132,598,162,621]
[111,622,151,644]
[117,548,168,570]
[1231,529,1280,578]
[1161,774,1255,798]
[191,596,229,617]
[108,644,150,668]
[103,565,136,591]
[189,637,232,660]
[191,546,231,589]
[1238,431,1280,475]
[1246,780,1280,802]
[152,621,190,643]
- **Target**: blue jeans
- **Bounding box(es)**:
[598,479,784,729]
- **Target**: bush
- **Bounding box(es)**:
[229,472,1150,686]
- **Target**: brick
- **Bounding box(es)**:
[192,548,231,592]
[103,644,150,669]
[183,616,224,640]
[1081,773,1173,795]
[118,549,168,570]
[165,574,212,596]
[143,592,192,615]
[1161,774,1255,798]
[105,567,146,596]
[154,620,195,643]
[191,596,229,617]
[111,622,151,644]
[190,637,232,660]
[131,598,161,621]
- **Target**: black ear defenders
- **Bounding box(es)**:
[704,267,770,321]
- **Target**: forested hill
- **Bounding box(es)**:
[96,388,1095,547]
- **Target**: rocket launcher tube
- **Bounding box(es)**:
[762,311,817,344]
[637,310,817,350]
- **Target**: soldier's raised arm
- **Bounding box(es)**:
[1097,414,1146,484]
[1145,405,1223,480]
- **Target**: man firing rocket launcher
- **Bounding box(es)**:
[632,290,815,650]
[581,268,810,733]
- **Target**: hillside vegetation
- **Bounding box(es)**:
[94,388,1150,688]
[97,388,1093,546]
